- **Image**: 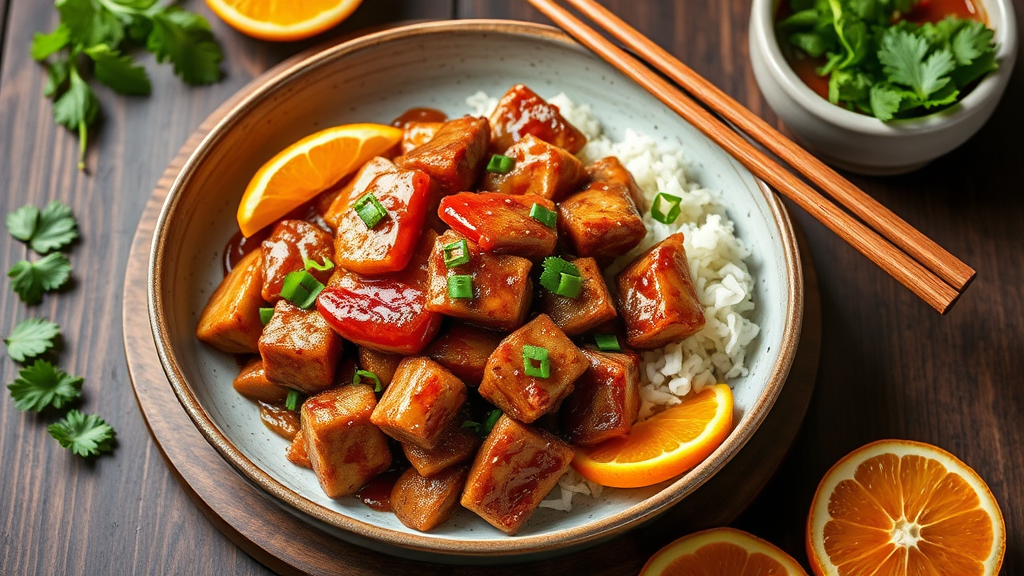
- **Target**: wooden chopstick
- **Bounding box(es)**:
[561,0,975,293]
[525,0,962,314]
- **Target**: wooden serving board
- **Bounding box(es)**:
[122,51,822,576]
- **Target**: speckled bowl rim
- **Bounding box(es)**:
[149,19,803,557]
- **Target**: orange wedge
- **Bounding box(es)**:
[236,123,402,237]
[807,439,1005,576]
[206,0,363,42]
[572,384,733,488]
[642,528,808,576]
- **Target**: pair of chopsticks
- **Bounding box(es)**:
[526,0,975,314]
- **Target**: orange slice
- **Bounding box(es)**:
[206,0,363,42]
[807,439,1005,576]
[642,528,808,576]
[572,383,733,488]
[236,123,402,237]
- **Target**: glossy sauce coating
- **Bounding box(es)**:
[358,468,404,512]
[391,107,447,128]
[438,192,558,259]
[561,349,641,446]
[260,219,334,303]
[481,134,587,201]
[259,401,301,441]
[370,357,468,450]
[488,84,587,154]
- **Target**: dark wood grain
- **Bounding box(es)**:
[3,0,1023,574]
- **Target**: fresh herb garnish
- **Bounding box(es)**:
[285,389,301,411]
[353,193,388,229]
[447,275,474,299]
[651,192,683,225]
[303,256,334,272]
[47,410,115,458]
[442,239,471,268]
[7,359,83,412]
[279,270,325,309]
[539,256,582,298]
[353,370,383,392]
[594,333,622,352]
[462,409,503,437]
[8,253,73,305]
[31,0,224,169]
[5,319,61,363]
[486,154,515,174]
[529,203,557,228]
[6,201,79,254]
[259,307,274,326]
[778,1,998,120]
[522,345,551,378]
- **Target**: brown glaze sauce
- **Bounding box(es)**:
[391,107,447,129]
[358,468,404,512]
[258,401,300,441]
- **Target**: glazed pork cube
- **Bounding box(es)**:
[586,156,644,206]
[333,158,431,275]
[616,233,705,349]
[478,314,589,423]
[358,347,403,389]
[425,231,533,331]
[538,257,617,336]
[561,349,641,446]
[260,219,335,303]
[370,357,468,450]
[286,430,312,469]
[460,415,574,535]
[488,84,587,154]
[397,116,490,194]
[196,248,266,354]
[301,385,392,498]
[559,181,646,259]
[232,358,290,404]
[401,122,443,154]
[402,419,481,477]
[258,300,343,394]
[481,135,587,201]
[424,323,506,386]
[438,192,557,259]
[391,466,468,532]
[323,157,397,231]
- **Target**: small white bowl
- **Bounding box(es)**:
[749,0,1018,175]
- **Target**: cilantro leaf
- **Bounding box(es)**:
[950,19,993,65]
[8,253,72,305]
[44,60,72,98]
[7,360,82,412]
[85,44,152,96]
[878,28,955,100]
[869,83,904,121]
[6,206,40,242]
[52,64,99,170]
[56,0,125,48]
[30,201,79,254]
[147,9,223,86]
[5,319,61,363]
[539,257,581,294]
[31,25,71,61]
[48,410,116,457]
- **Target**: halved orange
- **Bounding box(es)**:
[572,384,733,488]
[206,0,363,42]
[807,439,1005,576]
[642,528,808,576]
[236,123,402,237]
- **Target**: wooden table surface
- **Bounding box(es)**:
[1,1,1021,574]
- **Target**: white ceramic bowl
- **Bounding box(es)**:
[149,20,802,562]
[750,0,1018,175]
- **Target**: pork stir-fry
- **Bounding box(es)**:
[197,84,707,535]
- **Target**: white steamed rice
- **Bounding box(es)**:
[467,92,760,511]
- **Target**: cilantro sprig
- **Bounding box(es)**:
[6,201,79,254]
[32,0,224,170]
[8,253,73,305]
[5,319,61,363]
[778,0,999,120]
[7,359,83,412]
[48,410,116,457]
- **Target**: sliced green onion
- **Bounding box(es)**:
[279,270,325,309]
[461,420,481,434]
[539,256,581,296]
[285,389,301,411]
[529,203,557,228]
[594,334,621,351]
[353,193,388,229]
[448,275,473,299]
[353,369,383,392]
[259,307,275,326]
[556,272,583,298]
[651,192,683,224]
[303,255,334,272]
[442,239,471,268]
[522,345,550,378]
[486,154,514,174]
[481,409,502,434]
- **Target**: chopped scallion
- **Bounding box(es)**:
[353,193,388,229]
[522,345,550,378]
[651,192,683,224]
[594,334,621,351]
[442,239,471,268]
[556,272,583,298]
[259,307,275,326]
[448,275,473,299]
[303,256,334,272]
[353,370,383,393]
[279,270,325,309]
[285,389,301,411]
[529,203,557,228]
[481,409,502,434]
[486,154,514,174]
[539,256,582,297]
